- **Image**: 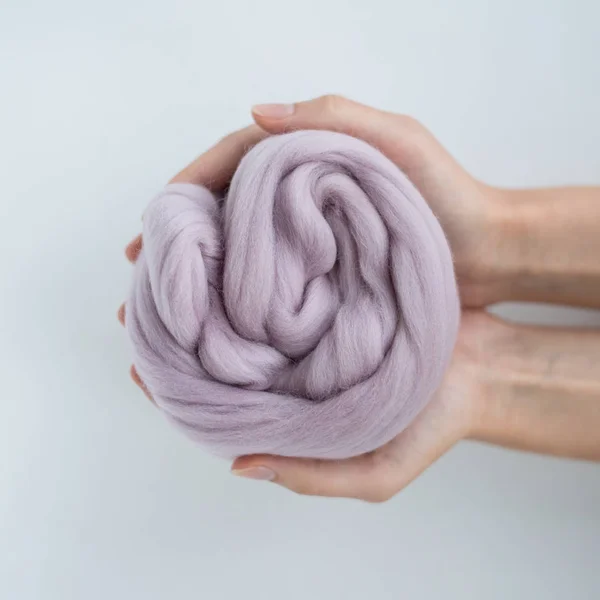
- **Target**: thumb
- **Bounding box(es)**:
[231,452,398,502]
[252,95,391,136]
[251,95,434,176]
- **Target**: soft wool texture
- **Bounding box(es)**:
[127,130,460,459]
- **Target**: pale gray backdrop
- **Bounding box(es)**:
[1,1,599,598]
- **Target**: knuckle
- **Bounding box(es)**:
[288,479,320,497]
[398,113,421,129]
[361,455,399,503]
[318,94,348,115]
[363,483,397,503]
[393,114,427,138]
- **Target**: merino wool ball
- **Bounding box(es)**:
[127,130,460,459]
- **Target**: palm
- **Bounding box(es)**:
[353,311,490,499]
[229,311,496,502]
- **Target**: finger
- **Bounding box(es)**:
[251,95,422,159]
[117,303,125,326]
[231,451,399,502]
[130,365,155,404]
[125,235,142,263]
[251,95,459,208]
[169,124,269,190]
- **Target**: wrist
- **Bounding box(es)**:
[474,186,600,308]
[446,312,516,441]
[485,187,529,297]
[466,319,600,460]
[463,316,553,447]
[455,184,522,307]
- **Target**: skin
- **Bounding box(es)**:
[119,95,600,502]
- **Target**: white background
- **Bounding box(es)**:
[1,1,599,598]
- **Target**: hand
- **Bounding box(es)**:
[250,95,505,307]
[121,256,495,503]
[226,95,504,500]
[231,311,498,502]
[121,96,600,503]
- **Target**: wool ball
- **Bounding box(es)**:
[127,130,459,459]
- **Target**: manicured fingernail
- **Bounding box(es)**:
[231,466,276,481]
[252,103,295,119]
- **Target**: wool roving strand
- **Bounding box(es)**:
[127,130,460,459]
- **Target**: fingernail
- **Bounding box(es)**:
[231,466,276,481]
[117,303,126,325]
[252,103,295,119]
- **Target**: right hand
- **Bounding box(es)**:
[251,95,505,307]
[232,310,496,502]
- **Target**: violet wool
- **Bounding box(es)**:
[127,131,460,459]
